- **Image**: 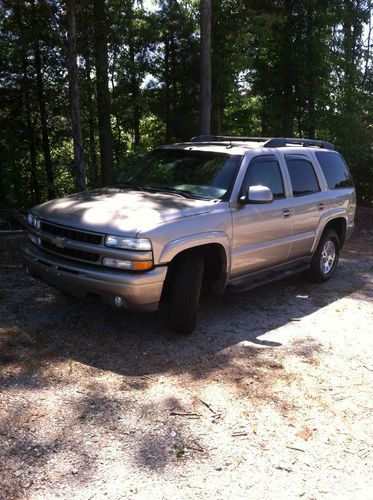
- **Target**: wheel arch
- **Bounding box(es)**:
[313,215,347,253]
[160,235,230,297]
[322,217,347,248]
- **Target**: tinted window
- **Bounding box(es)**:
[315,152,353,189]
[286,157,320,196]
[242,157,285,199]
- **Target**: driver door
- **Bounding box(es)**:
[231,155,293,277]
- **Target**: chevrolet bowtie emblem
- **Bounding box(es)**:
[53,237,67,248]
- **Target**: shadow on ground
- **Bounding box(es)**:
[0,233,371,386]
[0,215,372,497]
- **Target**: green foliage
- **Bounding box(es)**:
[0,0,372,207]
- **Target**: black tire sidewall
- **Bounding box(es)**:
[167,252,204,335]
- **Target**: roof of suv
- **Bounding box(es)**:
[160,135,335,156]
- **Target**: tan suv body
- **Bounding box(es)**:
[23,137,356,333]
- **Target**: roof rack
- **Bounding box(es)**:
[263,137,335,150]
[190,135,335,150]
[190,135,269,143]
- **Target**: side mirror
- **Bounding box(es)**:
[240,185,274,204]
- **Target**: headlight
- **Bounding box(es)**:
[27,213,40,229]
[102,257,153,271]
[105,235,152,251]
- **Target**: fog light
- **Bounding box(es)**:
[102,257,132,269]
[114,296,124,307]
[102,257,153,271]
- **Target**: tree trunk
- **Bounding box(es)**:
[31,0,55,199]
[306,6,315,139]
[362,0,372,88]
[93,0,113,186]
[14,2,40,204]
[110,49,122,167]
[66,0,86,192]
[282,0,294,136]
[342,0,360,114]
[130,44,140,147]
[23,59,40,204]
[164,35,171,143]
[128,4,140,147]
[199,0,212,135]
[85,60,99,188]
[170,31,177,138]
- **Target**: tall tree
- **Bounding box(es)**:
[199,0,212,135]
[14,2,40,203]
[93,0,113,185]
[31,0,55,199]
[66,0,86,191]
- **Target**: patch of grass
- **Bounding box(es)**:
[79,413,87,422]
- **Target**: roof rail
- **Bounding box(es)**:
[190,135,334,150]
[263,137,335,150]
[190,135,269,143]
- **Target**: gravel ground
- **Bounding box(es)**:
[0,208,372,500]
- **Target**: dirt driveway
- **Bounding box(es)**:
[1,208,372,500]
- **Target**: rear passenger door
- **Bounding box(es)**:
[285,154,326,259]
[231,155,293,276]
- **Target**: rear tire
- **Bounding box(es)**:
[167,252,204,335]
[306,229,339,283]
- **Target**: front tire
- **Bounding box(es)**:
[167,252,205,335]
[306,229,340,283]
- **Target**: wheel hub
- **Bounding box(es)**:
[320,240,336,274]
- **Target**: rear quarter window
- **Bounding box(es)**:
[315,152,354,189]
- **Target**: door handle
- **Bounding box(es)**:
[318,202,325,211]
[282,208,291,218]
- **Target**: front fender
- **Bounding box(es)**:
[159,231,230,272]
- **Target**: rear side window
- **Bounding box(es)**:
[242,156,285,199]
[315,152,354,189]
[285,157,320,197]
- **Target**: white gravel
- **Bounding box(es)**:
[0,209,372,500]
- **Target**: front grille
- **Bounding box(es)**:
[40,239,100,262]
[40,221,103,245]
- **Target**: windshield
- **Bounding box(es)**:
[118,149,242,200]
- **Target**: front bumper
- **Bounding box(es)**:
[22,243,167,312]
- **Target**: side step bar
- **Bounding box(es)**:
[228,263,310,293]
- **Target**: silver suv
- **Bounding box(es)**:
[23,136,356,334]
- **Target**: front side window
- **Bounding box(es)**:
[242,156,285,199]
[315,151,354,189]
[285,156,320,197]
[118,149,242,200]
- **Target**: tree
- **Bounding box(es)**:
[0,0,372,207]
[66,0,86,191]
[13,1,40,204]
[93,0,113,185]
[199,0,212,135]
[31,0,55,199]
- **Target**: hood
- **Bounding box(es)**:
[32,188,215,236]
